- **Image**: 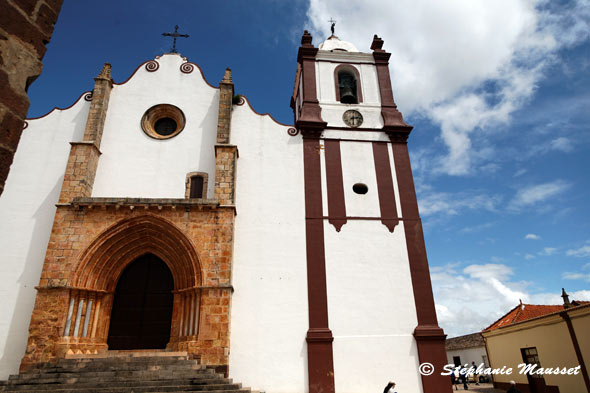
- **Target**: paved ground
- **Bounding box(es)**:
[451,382,505,392]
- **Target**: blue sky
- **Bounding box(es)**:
[26,0,590,337]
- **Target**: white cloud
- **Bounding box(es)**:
[417,191,500,217]
[529,290,590,304]
[566,245,590,258]
[525,233,541,240]
[461,222,495,233]
[524,253,536,260]
[539,247,558,256]
[431,263,528,336]
[562,260,590,282]
[562,272,590,282]
[550,137,575,152]
[508,180,570,210]
[306,0,590,175]
[429,261,590,336]
[525,136,576,158]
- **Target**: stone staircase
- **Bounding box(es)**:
[0,352,252,393]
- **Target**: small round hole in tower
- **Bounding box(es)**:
[352,183,368,195]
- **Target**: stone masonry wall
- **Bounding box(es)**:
[22,204,235,371]
[0,0,64,196]
[214,146,238,206]
[58,142,101,203]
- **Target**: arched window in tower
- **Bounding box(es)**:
[334,65,363,104]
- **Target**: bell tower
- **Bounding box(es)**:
[291,31,451,393]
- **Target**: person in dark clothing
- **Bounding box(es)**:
[506,380,522,393]
[383,381,395,393]
[459,367,468,390]
[471,361,480,385]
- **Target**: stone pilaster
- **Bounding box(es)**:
[83,63,112,146]
[58,63,112,203]
[214,68,237,206]
[216,68,234,144]
[214,145,238,206]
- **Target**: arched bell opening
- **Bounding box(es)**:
[334,64,363,105]
[107,253,174,350]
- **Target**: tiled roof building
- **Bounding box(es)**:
[483,292,590,393]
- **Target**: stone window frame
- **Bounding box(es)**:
[141,104,186,140]
[334,64,363,104]
[185,172,208,199]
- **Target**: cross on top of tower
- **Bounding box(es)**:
[328,18,336,35]
[162,25,189,54]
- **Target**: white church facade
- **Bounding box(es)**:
[0,31,450,393]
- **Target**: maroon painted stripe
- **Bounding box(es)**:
[303,137,335,393]
[372,142,399,232]
[391,142,451,393]
[561,311,590,392]
[324,140,346,231]
[307,216,419,221]
[302,58,319,103]
[296,47,326,133]
[392,142,438,324]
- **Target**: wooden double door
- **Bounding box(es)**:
[107,254,174,350]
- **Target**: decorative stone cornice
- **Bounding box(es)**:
[387,126,414,143]
[60,197,222,212]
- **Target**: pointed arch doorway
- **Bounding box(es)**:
[107,253,174,350]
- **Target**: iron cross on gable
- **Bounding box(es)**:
[162,25,189,53]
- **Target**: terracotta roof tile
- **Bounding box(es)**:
[483,300,589,332]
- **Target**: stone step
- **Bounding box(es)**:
[0,352,251,393]
[37,356,194,367]
[22,362,205,374]
[1,381,241,392]
[5,376,227,387]
[1,387,250,393]
[9,369,219,382]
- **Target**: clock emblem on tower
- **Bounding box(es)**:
[342,109,363,128]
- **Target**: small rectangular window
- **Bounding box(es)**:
[521,347,544,379]
[189,176,204,198]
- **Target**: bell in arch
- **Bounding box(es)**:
[338,71,358,104]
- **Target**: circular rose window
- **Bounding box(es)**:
[141,104,185,139]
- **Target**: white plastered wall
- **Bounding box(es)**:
[229,98,309,393]
[0,97,89,379]
[321,142,423,393]
[316,58,383,129]
[92,54,219,199]
[446,346,489,368]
